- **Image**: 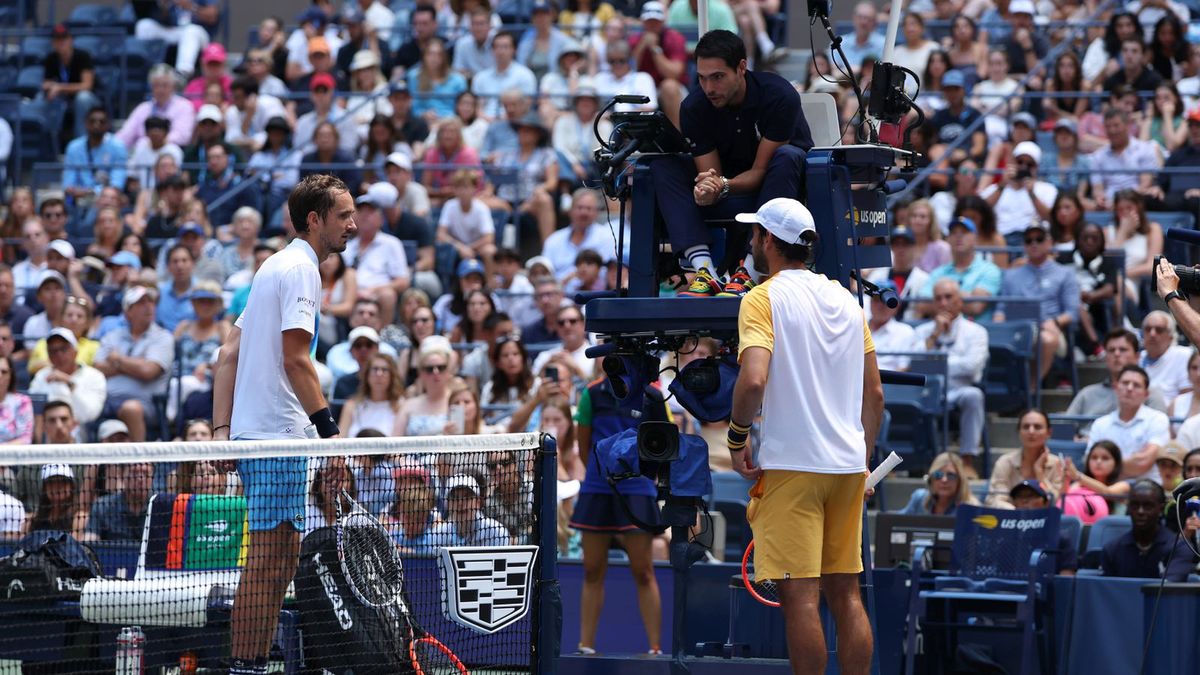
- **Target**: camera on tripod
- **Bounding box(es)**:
[1151,255,1200,296]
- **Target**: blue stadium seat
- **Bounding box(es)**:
[6,36,50,69]
[11,65,42,99]
[1081,515,1130,568]
[709,471,754,506]
[65,3,119,29]
[1059,514,1082,559]
[92,64,121,115]
[711,499,750,562]
[1046,439,1087,466]
[117,38,167,114]
[0,65,17,93]
[883,373,945,470]
[14,99,62,172]
[74,33,125,66]
[978,320,1037,415]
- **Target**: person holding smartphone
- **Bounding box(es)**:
[979,141,1058,247]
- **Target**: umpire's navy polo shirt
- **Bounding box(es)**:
[680,70,814,178]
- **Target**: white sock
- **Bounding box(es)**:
[756,32,775,56]
[683,246,714,274]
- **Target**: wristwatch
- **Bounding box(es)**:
[718,176,731,201]
[1165,290,1188,305]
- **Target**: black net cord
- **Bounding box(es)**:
[533,432,561,673]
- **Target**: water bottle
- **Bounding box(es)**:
[115,626,145,675]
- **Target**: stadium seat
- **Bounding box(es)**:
[904,504,1061,675]
[91,64,121,115]
[1046,439,1087,466]
[883,373,945,470]
[6,36,50,69]
[1059,514,1082,559]
[711,499,750,562]
[73,33,125,66]
[65,3,119,29]
[117,38,167,114]
[978,320,1037,415]
[1080,515,1131,568]
[12,65,43,99]
[709,471,754,506]
[13,99,62,174]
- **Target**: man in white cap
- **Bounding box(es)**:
[29,328,107,426]
[727,197,882,675]
[343,182,410,325]
[94,285,174,442]
[384,151,430,218]
[384,152,441,297]
[329,316,398,396]
[432,475,511,546]
[979,140,1057,245]
[1001,0,1047,77]
[98,418,131,443]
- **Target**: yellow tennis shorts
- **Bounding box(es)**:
[746,469,865,580]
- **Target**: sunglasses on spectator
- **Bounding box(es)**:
[494,333,522,345]
[930,470,958,481]
[558,317,581,326]
[1023,234,1046,245]
[421,363,449,374]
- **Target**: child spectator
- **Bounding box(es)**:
[437,169,497,275]
[563,249,605,295]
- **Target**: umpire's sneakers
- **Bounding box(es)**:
[678,267,724,297]
[716,265,756,297]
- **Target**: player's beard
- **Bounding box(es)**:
[323,230,350,254]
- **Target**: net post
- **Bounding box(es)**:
[533,433,561,674]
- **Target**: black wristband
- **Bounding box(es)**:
[1165,290,1188,305]
[309,407,339,438]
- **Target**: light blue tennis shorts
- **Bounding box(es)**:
[238,457,308,532]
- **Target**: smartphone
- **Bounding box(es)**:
[450,405,465,435]
[545,366,559,383]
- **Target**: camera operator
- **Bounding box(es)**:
[647,29,812,295]
[1154,257,1200,348]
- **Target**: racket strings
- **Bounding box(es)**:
[343,517,404,607]
[411,636,469,675]
[742,540,782,607]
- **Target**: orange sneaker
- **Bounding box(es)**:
[716,266,755,297]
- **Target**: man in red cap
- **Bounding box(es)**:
[41,24,101,139]
[294,71,355,153]
[182,42,232,110]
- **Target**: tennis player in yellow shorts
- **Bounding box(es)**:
[727,198,884,675]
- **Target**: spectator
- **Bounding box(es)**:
[220,207,263,282]
[345,50,394,145]
[335,6,393,81]
[156,244,196,332]
[986,408,1065,508]
[0,265,32,344]
[126,117,184,192]
[193,144,251,229]
[361,116,407,189]
[305,458,356,534]
[1045,120,1090,201]
[1138,310,1192,404]
[396,342,455,436]
[1078,85,1140,154]
[890,12,938,78]
[593,41,657,113]
[453,8,496,80]
[1107,190,1164,304]
[28,324,105,426]
[1184,448,1200,482]
[491,248,536,325]
[328,303,400,386]
[294,73,355,154]
[0,355,31,444]
[482,334,537,406]
[538,40,587,119]
[42,24,101,142]
[868,228,929,320]
[410,41,469,124]
[1102,38,1163,93]
[432,475,510,546]
[1179,44,1200,110]
[339,353,404,437]
[300,122,363,191]
[383,461,440,555]
[316,249,357,348]
[1089,364,1169,482]
[165,212,224,285]
[11,219,49,301]
[498,114,559,245]
[86,462,154,541]
[1148,14,1188,81]
[85,199,125,261]
[517,0,574,83]
[915,50,952,115]
[93,287,174,442]
[481,90,532,163]
[398,305,438,386]
[183,43,231,110]
[553,87,611,186]
[898,452,980,515]
[1082,11,1139,86]
[1000,0,1046,76]
[1,187,35,255]
[1141,83,1188,154]
[245,116,299,225]
[532,304,594,383]
[942,15,984,76]
[1091,111,1163,210]
[284,8,342,83]
[924,217,1003,320]
[1143,107,1200,213]
[243,48,290,101]
[996,222,1079,381]
[867,279,916,372]
[914,279,989,476]
[394,6,445,72]
[116,65,196,150]
[1044,52,1091,125]
[384,152,432,219]
[434,259,489,335]
[587,17,626,76]
[95,250,142,321]
[1068,223,1120,355]
[838,1,885,71]
[438,170,497,272]
[484,449,532,540]
[1101,480,1197,580]
[521,277,564,344]
[982,142,1057,243]
[449,289,497,345]
[1169,350,1200,422]
[541,190,613,280]
[422,118,483,204]
[1061,439,1126,518]
[929,71,985,160]
[344,182,410,326]
[904,199,950,273]
[22,270,68,350]
[970,49,1021,120]
[387,82,431,159]
[472,32,538,119]
[1156,442,1185,491]
[224,77,287,154]
[1007,479,1078,574]
[169,280,228,421]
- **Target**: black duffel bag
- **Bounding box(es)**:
[294,526,413,675]
[0,530,102,602]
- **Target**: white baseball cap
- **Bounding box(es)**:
[1013,140,1042,165]
[641,1,666,21]
[347,325,381,345]
[1009,0,1035,14]
[98,419,130,440]
[122,285,155,311]
[197,104,223,124]
[355,182,399,209]
[40,463,74,482]
[37,270,67,290]
[47,327,78,348]
[48,239,75,260]
[384,151,412,172]
[445,474,480,496]
[734,198,816,245]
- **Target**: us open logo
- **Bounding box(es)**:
[439,546,538,634]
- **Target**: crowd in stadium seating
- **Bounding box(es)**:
[0,0,1197,584]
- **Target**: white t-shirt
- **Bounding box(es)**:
[232,238,323,440]
[870,319,916,372]
[1140,344,1193,404]
[438,198,494,246]
[1088,405,1169,483]
[737,269,870,473]
[592,70,658,112]
[541,223,621,281]
[343,232,411,290]
[979,181,1058,236]
[531,341,595,381]
[0,491,23,535]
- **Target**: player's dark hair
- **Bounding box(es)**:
[759,224,817,262]
[694,29,746,69]
[288,174,349,235]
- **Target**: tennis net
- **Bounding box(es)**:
[0,432,558,674]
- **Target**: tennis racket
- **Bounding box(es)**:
[741,540,781,608]
[335,487,469,674]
